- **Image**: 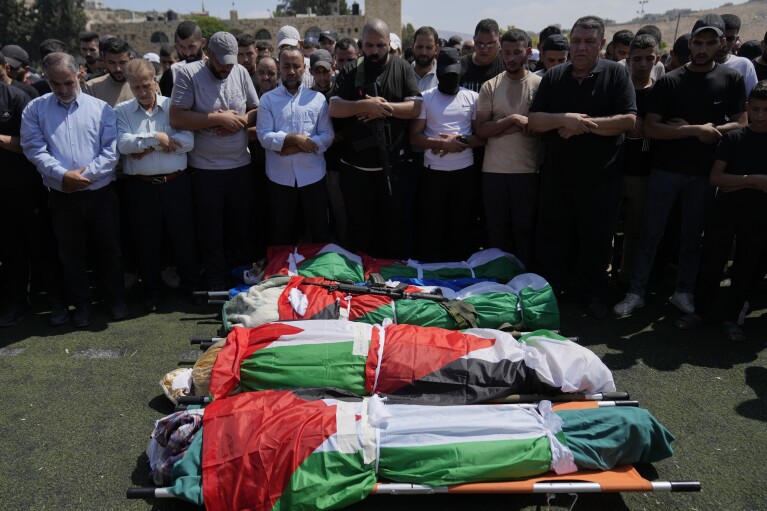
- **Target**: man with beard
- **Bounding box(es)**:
[255,56,279,97]
[334,37,358,72]
[79,32,103,79]
[458,19,505,93]
[476,28,541,267]
[329,19,421,258]
[236,33,258,89]
[0,51,38,99]
[0,45,32,86]
[257,46,333,245]
[412,26,441,91]
[170,32,258,291]
[716,14,758,95]
[21,52,125,327]
[159,21,206,97]
[613,14,747,318]
[528,16,637,319]
[84,37,133,107]
[409,47,482,261]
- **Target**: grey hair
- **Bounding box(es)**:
[43,52,78,76]
[123,58,155,81]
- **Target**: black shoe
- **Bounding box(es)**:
[73,303,93,328]
[109,300,129,321]
[49,301,70,327]
[586,300,609,320]
[144,297,160,313]
[0,304,30,328]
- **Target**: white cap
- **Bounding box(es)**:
[143,52,160,64]
[277,25,301,48]
[389,33,401,51]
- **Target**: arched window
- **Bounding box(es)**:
[254,29,271,40]
[150,31,169,44]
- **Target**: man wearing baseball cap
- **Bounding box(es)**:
[1,45,31,83]
[170,31,259,291]
[614,13,748,319]
[319,30,338,54]
[277,25,314,87]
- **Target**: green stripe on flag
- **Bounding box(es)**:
[473,258,525,281]
[240,342,367,395]
[298,252,365,282]
[377,263,418,280]
[354,304,396,326]
[273,450,376,511]
[378,437,552,485]
[463,292,521,328]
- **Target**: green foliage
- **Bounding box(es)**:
[188,15,227,42]
[275,0,349,17]
[401,22,415,50]
[0,0,34,48]
[26,0,87,63]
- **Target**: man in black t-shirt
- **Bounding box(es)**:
[529,16,637,319]
[459,19,505,93]
[0,83,67,327]
[329,18,422,258]
[672,80,767,341]
[618,35,659,283]
[614,14,747,318]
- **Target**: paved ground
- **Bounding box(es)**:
[0,277,765,511]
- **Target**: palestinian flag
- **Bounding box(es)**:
[195,391,675,511]
[264,243,365,282]
[363,248,526,282]
[209,321,615,404]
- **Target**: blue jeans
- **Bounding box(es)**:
[629,169,713,297]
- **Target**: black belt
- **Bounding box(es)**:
[131,170,184,184]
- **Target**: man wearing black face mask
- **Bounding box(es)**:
[330,18,422,259]
[476,28,542,267]
[409,47,483,261]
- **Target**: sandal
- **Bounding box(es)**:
[674,313,705,330]
[721,322,746,342]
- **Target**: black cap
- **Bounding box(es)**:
[0,44,29,67]
[319,30,338,43]
[691,14,725,37]
[541,34,569,53]
[437,47,461,75]
[310,49,333,70]
[304,35,319,48]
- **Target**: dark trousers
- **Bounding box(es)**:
[694,200,767,323]
[125,173,200,297]
[0,185,65,306]
[535,175,622,302]
[191,166,253,288]
[418,165,477,262]
[482,172,539,267]
[49,184,124,306]
[249,141,270,259]
[340,161,410,259]
[267,178,330,246]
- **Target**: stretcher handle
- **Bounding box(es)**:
[126,488,159,499]
[190,337,224,345]
[177,396,210,405]
[193,290,229,297]
[669,481,702,492]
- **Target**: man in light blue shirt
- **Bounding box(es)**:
[21,52,126,327]
[115,58,201,312]
[257,46,333,245]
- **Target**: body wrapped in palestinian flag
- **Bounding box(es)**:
[264,243,365,282]
[159,390,675,511]
[209,320,614,404]
[222,273,559,332]
[363,248,526,282]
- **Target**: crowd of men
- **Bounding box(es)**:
[1,12,766,342]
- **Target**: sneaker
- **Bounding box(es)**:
[669,292,694,315]
[613,293,645,317]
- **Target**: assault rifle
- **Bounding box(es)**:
[300,280,448,302]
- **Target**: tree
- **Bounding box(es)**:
[275,0,349,17]
[29,0,87,62]
[400,22,415,51]
[0,0,34,48]
[188,15,227,42]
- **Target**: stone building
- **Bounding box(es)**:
[90,0,401,57]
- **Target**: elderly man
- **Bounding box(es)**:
[330,18,422,258]
[115,59,201,312]
[257,46,334,245]
[528,16,637,319]
[170,32,258,291]
[21,52,125,327]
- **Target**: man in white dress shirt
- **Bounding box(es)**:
[115,58,200,312]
